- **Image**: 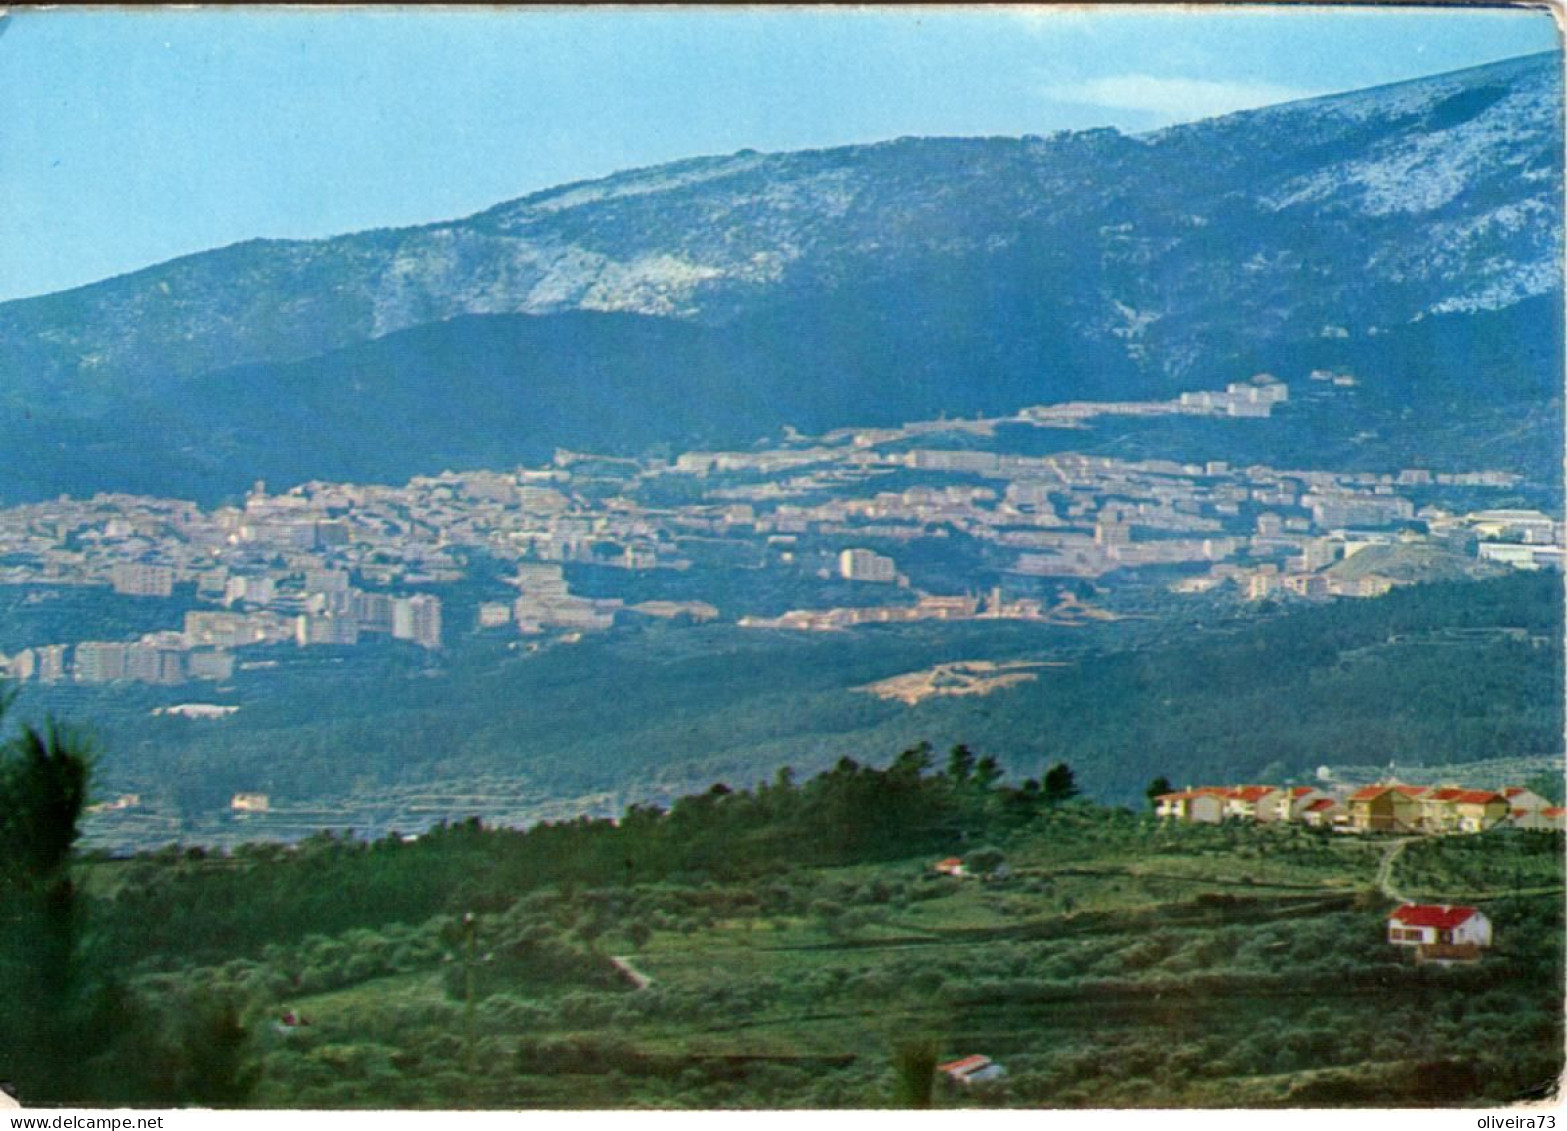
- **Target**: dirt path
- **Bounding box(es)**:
[610,954,654,990]
[1376,837,1415,904]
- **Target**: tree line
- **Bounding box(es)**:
[0,685,1086,1105]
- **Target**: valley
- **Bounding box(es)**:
[0,21,1561,1112]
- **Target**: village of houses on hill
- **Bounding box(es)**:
[1151,781,1555,970]
[927,776,1541,1084]
[1153,780,1564,833]
[929,777,1556,1088]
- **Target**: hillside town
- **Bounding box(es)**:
[1155,781,1565,833]
[1149,778,1560,971]
[0,373,1559,688]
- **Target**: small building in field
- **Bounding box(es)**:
[1387,905,1492,964]
[938,1054,1006,1086]
[933,857,966,877]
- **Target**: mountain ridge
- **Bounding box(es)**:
[0,50,1559,501]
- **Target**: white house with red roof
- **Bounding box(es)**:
[1503,785,1550,814]
[1154,787,1229,824]
[1502,787,1556,829]
[1513,804,1566,832]
[937,1054,1006,1086]
[1224,785,1285,822]
[1299,796,1344,828]
[1157,784,1345,826]
[1270,785,1336,823]
[1387,904,1492,957]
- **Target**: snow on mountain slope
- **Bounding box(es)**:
[1261,58,1560,216]
[0,52,1557,411]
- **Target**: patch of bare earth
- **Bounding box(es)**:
[855,660,1067,706]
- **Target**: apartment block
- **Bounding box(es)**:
[839,548,898,583]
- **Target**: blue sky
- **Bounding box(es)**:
[0,5,1557,303]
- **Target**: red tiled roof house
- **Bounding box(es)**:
[1270,786,1334,823]
[1502,787,1557,830]
[1155,788,1228,824]
[938,1055,1006,1085]
[1347,784,1425,833]
[1451,790,1510,833]
[1503,786,1550,815]
[1418,787,1519,833]
[1224,785,1284,822]
[1299,796,1344,828]
[1387,904,1492,963]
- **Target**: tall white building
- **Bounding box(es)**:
[392,594,443,650]
[839,548,897,583]
[111,562,174,597]
[75,642,129,683]
[36,645,69,684]
[296,614,361,647]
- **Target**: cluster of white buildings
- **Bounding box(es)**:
[1177,501,1563,605]
[0,369,1556,685]
[507,562,622,633]
[739,589,1056,633]
[32,637,218,686]
[1177,374,1291,417]
[1,588,444,687]
[1458,509,1564,571]
[1016,372,1290,425]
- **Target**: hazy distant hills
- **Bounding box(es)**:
[2,51,1560,501]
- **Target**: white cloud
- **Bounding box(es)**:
[1040,74,1327,125]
